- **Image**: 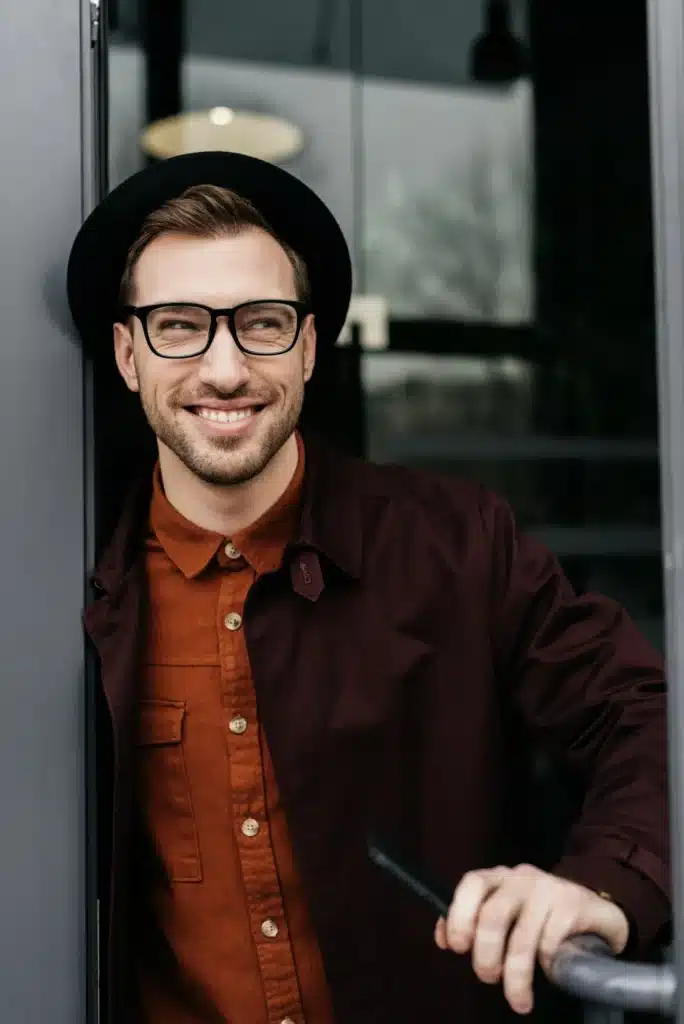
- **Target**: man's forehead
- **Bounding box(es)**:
[138,226,285,260]
[132,230,297,300]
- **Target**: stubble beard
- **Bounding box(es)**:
[140,383,304,486]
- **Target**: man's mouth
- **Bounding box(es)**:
[183,401,268,434]
[192,406,260,424]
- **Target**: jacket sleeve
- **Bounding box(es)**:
[482,488,671,954]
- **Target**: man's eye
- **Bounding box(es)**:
[160,320,200,331]
[247,318,279,329]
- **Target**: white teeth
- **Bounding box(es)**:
[195,407,255,424]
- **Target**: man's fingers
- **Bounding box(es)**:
[501,899,553,1014]
[434,917,448,949]
[440,864,631,1017]
[471,886,526,984]
[537,908,581,974]
[444,867,510,953]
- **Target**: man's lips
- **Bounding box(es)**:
[184,401,266,427]
[188,403,260,423]
[186,398,265,413]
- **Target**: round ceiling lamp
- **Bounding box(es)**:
[140,106,305,164]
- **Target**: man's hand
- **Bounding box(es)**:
[434,864,629,1015]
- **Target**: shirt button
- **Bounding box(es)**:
[229,716,248,734]
[261,918,279,938]
[224,611,242,631]
[225,541,241,560]
[241,817,260,837]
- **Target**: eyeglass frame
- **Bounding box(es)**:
[119,299,312,359]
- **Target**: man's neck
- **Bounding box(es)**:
[157,432,299,536]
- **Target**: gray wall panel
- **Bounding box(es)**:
[0,0,87,1020]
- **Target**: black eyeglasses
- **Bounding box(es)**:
[120,300,310,359]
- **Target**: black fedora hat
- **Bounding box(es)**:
[67,151,353,355]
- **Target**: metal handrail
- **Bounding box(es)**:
[368,844,676,1016]
[549,934,676,1016]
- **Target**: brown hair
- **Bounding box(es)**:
[118,183,311,306]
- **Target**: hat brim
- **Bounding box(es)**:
[67,151,352,355]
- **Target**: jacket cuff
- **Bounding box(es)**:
[554,854,671,956]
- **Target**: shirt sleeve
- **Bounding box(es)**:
[482,488,671,954]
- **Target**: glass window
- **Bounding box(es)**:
[106,0,661,648]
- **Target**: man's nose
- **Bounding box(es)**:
[197,318,250,391]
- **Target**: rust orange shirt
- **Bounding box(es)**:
[137,437,334,1024]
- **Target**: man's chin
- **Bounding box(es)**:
[185,442,266,485]
[174,429,281,487]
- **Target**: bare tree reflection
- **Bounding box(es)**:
[364,136,532,322]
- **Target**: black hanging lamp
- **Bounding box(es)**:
[469,0,528,86]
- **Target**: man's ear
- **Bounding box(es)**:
[303,314,317,383]
[113,321,140,393]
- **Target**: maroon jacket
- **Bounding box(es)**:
[84,432,670,1023]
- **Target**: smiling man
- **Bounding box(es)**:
[114,193,316,533]
[67,152,670,1024]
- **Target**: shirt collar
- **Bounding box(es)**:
[149,433,306,580]
[234,434,305,576]
[92,428,364,598]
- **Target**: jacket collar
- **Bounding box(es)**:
[294,430,363,580]
[91,429,364,597]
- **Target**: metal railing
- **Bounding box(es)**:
[550,935,675,1017]
[369,843,676,1017]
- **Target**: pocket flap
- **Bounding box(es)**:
[137,700,186,745]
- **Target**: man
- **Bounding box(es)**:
[67,152,670,1024]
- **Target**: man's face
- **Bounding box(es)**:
[113,228,316,486]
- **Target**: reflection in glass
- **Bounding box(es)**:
[105,0,662,649]
[363,79,533,323]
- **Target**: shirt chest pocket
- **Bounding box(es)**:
[136,699,202,883]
